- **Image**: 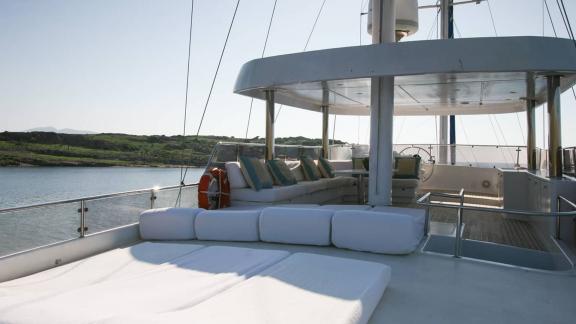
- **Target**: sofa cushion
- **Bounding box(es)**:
[260,207,333,246]
[300,157,321,181]
[239,156,273,191]
[266,160,297,186]
[225,162,248,189]
[297,180,328,193]
[195,210,260,242]
[319,176,356,189]
[231,185,306,203]
[332,210,424,254]
[318,156,335,178]
[139,208,203,240]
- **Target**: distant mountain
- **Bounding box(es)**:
[25,127,97,135]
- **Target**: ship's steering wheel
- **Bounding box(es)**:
[398,146,436,183]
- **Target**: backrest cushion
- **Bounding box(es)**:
[195,210,260,242]
[318,156,335,178]
[300,157,321,181]
[225,162,248,189]
[286,161,305,182]
[239,156,273,191]
[266,160,297,186]
[332,210,424,254]
[393,156,421,179]
[139,207,203,240]
[259,207,333,246]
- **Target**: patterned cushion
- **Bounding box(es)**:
[300,157,321,181]
[393,156,421,179]
[317,157,335,178]
[266,160,297,186]
[239,156,273,191]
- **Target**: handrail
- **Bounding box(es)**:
[418,190,576,259]
[417,194,576,217]
[556,195,576,239]
[0,183,199,214]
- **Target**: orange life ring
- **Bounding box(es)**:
[198,167,230,209]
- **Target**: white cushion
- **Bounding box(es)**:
[195,210,260,242]
[225,162,248,189]
[259,207,333,246]
[139,208,202,240]
[298,180,328,193]
[319,204,371,211]
[319,176,356,189]
[332,210,424,254]
[137,253,391,324]
[274,204,320,208]
[231,185,306,202]
[1,246,290,324]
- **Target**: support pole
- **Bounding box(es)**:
[265,90,275,161]
[547,76,562,178]
[526,76,537,171]
[321,106,329,159]
[439,0,452,165]
[369,0,396,206]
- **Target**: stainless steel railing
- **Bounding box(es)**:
[556,195,576,239]
[417,190,576,258]
[0,184,198,239]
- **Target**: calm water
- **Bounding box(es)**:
[0,167,204,209]
[0,167,204,256]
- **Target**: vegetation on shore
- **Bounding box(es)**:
[0,132,344,167]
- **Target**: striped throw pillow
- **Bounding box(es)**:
[300,156,321,181]
[239,156,273,191]
[266,160,297,186]
[317,156,334,178]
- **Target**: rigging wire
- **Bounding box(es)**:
[244,0,278,140]
[485,0,498,36]
[275,0,327,121]
[332,114,337,145]
[195,0,241,137]
[545,0,576,107]
[175,0,195,206]
[179,0,241,193]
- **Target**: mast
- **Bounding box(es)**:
[368,0,396,206]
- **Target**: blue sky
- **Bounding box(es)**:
[1,0,575,148]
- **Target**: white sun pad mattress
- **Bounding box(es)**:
[103,253,391,324]
[0,242,203,311]
[0,245,289,324]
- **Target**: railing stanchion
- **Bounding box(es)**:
[425,194,431,235]
[78,200,86,238]
[150,189,157,209]
[454,189,465,258]
[556,196,562,239]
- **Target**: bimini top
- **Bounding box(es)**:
[234,37,576,116]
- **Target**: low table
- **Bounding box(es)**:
[334,169,369,204]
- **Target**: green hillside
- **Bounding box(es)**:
[0,132,344,167]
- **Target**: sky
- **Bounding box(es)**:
[1,0,575,148]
